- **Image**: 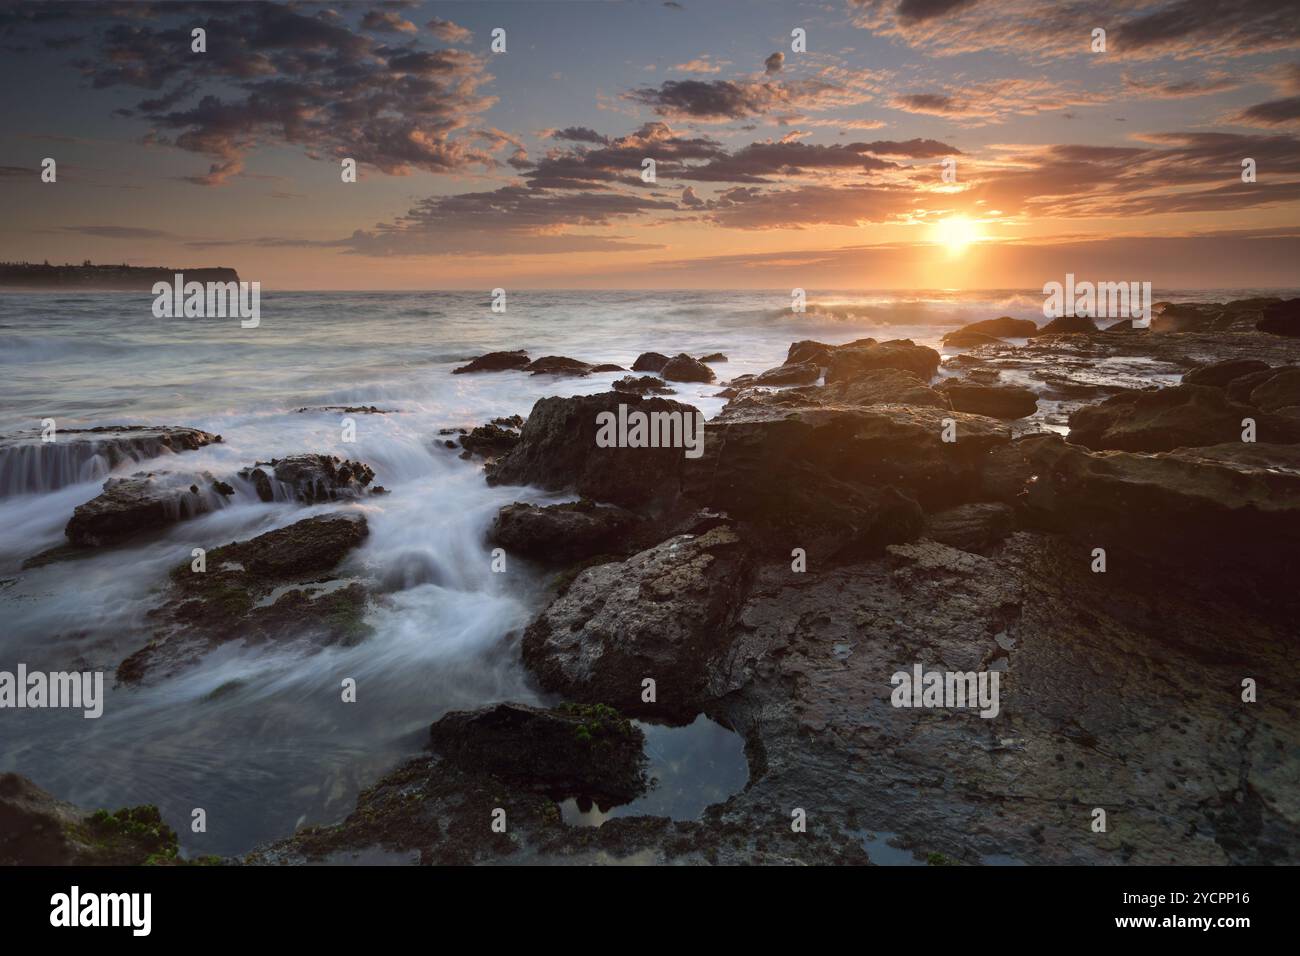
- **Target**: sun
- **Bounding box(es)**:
[933,216,982,255]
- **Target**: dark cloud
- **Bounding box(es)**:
[425,17,471,43]
[550,127,610,145]
[360,10,417,34]
[1232,96,1300,126]
[764,52,784,75]
[624,76,842,121]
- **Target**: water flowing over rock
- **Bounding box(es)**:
[65,472,233,547]
[0,425,221,498]
[238,454,377,504]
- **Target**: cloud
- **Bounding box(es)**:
[889,78,1108,122]
[764,52,784,75]
[1230,96,1300,126]
[60,225,179,240]
[426,17,471,43]
[624,75,849,121]
[673,138,958,183]
[1122,72,1241,98]
[675,57,724,74]
[851,0,1300,62]
[50,2,498,184]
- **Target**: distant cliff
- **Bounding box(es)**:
[0,262,241,290]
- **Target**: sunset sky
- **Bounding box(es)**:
[1,0,1298,289]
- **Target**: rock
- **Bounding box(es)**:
[65,472,226,547]
[426,703,648,809]
[612,375,674,395]
[238,454,376,504]
[1152,303,1213,333]
[1249,368,1300,411]
[590,364,626,373]
[526,355,592,376]
[660,353,716,383]
[1104,319,1136,331]
[489,499,643,564]
[521,525,751,719]
[786,340,838,366]
[751,361,820,386]
[1183,359,1272,388]
[295,405,395,414]
[1256,299,1300,337]
[1031,315,1099,335]
[457,421,522,459]
[698,353,728,363]
[953,316,1039,338]
[825,339,941,383]
[486,392,700,509]
[452,350,530,374]
[1067,384,1300,451]
[0,425,221,498]
[117,513,371,683]
[940,330,1006,348]
[923,502,1014,553]
[939,383,1038,419]
[1227,369,1281,403]
[822,369,950,409]
[0,774,182,865]
[631,352,670,373]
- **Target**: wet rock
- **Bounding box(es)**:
[426,702,648,809]
[1182,359,1271,388]
[1152,303,1214,333]
[1104,319,1136,332]
[631,351,670,373]
[1249,368,1300,411]
[1067,384,1300,451]
[521,525,751,720]
[1032,315,1099,335]
[0,425,221,498]
[1227,369,1281,403]
[953,316,1039,338]
[939,382,1038,420]
[940,330,1006,348]
[698,353,727,363]
[612,374,675,395]
[239,454,376,504]
[452,350,530,374]
[489,499,643,564]
[295,405,395,414]
[751,361,820,386]
[591,364,626,373]
[457,421,522,460]
[526,355,592,376]
[486,392,699,509]
[118,513,371,683]
[826,339,940,383]
[821,368,950,409]
[660,353,716,383]
[923,502,1014,553]
[0,774,182,865]
[786,340,838,366]
[65,472,225,547]
[1257,298,1300,336]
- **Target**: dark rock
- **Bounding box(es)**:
[489,499,642,564]
[0,425,221,498]
[1183,359,1272,388]
[452,350,530,374]
[427,703,648,809]
[1257,298,1300,336]
[239,454,376,504]
[521,525,751,719]
[786,340,838,366]
[808,368,949,410]
[660,353,716,383]
[0,774,181,865]
[1067,384,1300,451]
[631,352,670,373]
[526,355,592,376]
[486,392,700,509]
[1032,315,1099,335]
[1249,368,1300,411]
[953,316,1039,338]
[118,513,371,683]
[923,502,1014,553]
[1227,369,1281,403]
[612,375,674,395]
[940,330,1006,348]
[939,382,1038,420]
[698,353,727,363]
[751,361,820,386]
[1152,303,1214,333]
[458,422,521,459]
[295,405,395,414]
[590,364,626,373]
[825,339,941,383]
[66,472,225,547]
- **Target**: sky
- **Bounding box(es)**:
[0,0,1298,290]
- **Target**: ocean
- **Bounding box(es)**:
[0,287,1291,857]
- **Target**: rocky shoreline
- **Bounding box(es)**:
[3,297,1298,866]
